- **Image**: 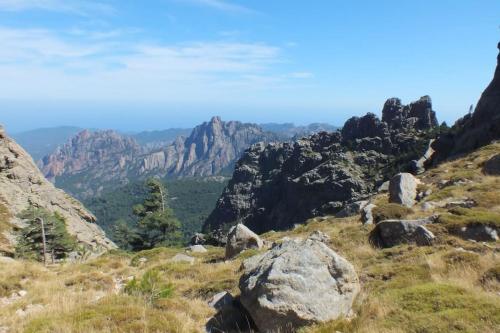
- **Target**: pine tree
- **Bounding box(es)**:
[112,219,142,251]
[132,179,181,249]
[16,208,77,262]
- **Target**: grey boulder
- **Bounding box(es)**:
[370,218,436,248]
[239,234,360,332]
[361,203,377,225]
[335,200,369,218]
[389,173,418,207]
[225,224,263,259]
[483,154,500,176]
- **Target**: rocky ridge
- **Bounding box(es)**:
[204,97,439,234]
[0,126,115,254]
[39,117,280,199]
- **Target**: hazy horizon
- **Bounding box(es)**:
[1,0,499,132]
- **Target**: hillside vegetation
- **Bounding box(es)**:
[0,143,498,333]
[84,178,227,243]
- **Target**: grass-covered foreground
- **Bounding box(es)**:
[0,144,499,333]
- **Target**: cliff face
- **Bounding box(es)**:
[138,117,279,178]
[0,126,115,254]
[432,42,500,160]
[204,97,438,234]
[39,117,279,199]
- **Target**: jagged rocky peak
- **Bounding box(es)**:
[204,97,438,234]
[0,125,115,254]
[431,41,500,161]
[342,96,437,143]
[40,129,142,182]
[382,96,438,131]
[341,112,389,141]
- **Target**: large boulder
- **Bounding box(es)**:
[369,217,436,248]
[225,224,263,259]
[239,234,360,332]
[389,173,418,207]
[483,154,500,176]
[455,224,499,242]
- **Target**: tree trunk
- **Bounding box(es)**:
[38,218,48,266]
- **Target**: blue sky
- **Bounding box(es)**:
[0,0,499,132]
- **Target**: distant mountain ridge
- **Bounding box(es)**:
[260,122,339,139]
[132,128,193,150]
[39,117,285,199]
[12,126,83,161]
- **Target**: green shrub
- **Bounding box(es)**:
[15,208,77,262]
[125,269,174,304]
[372,203,413,223]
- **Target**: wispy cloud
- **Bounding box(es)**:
[0,26,300,101]
[0,0,114,16]
[289,72,314,79]
[181,0,257,14]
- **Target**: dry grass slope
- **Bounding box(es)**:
[0,143,499,332]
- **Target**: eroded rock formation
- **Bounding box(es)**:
[204,97,438,233]
[0,125,115,254]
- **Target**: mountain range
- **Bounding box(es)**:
[39,117,334,199]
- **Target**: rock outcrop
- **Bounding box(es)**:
[39,130,143,198]
[0,125,115,254]
[225,224,263,259]
[389,173,419,207]
[483,154,500,176]
[239,233,360,332]
[204,97,438,233]
[40,117,279,199]
[431,42,500,161]
[369,217,436,248]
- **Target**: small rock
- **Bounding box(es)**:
[190,233,206,245]
[483,154,500,175]
[0,257,15,264]
[208,291,234,310]
[17,290,27,297]
[361,203,377,225]
[421,202,435,212]
[457,225,499,242]
[188,245,208,253]
[445,199,477,209]
[413,225,436,246]
[308,230,330,243]
[137,257,147,264]
[438,178,472,189]
[370,217,436,248]
[378,181,390,193]
[389,173,418,207]
[225,224,263,259]
[170,253,195,265]
[335,200,369,218]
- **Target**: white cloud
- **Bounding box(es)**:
[0,26,296,101]
[0,0,114,16]
[181,0,256,14]
[289,72,314,79]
